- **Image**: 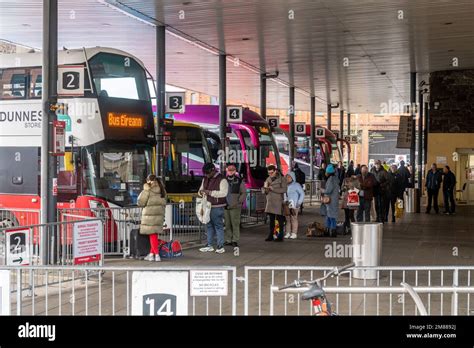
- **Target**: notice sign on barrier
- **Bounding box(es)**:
[6,228,30,266]
[0,270,10,315]
[190,270,228,297]
[73,220,103,265]
[132,271,188,316]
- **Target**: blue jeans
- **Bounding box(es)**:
[207,207,225,248]
[325,216,337,229]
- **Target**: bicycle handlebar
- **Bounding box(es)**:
[278,262,355,290]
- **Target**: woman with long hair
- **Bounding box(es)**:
[137,174,167,261]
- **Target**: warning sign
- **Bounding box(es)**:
[73,220,103,265]
[190,270,228,297]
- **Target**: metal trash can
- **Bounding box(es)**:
[405,188,416,213]
[351,222,383,280]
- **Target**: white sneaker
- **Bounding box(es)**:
[155,254,161,262]
[284,233,291,239]
[215,246,225,254]
[289,233,297,239]
[144,253,155,261]
[199,245,215,253]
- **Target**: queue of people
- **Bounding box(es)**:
[135,159,458,260]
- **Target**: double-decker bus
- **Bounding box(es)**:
[173,105,281,189]
[0,48,157,232]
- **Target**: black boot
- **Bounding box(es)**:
[265,232,274,241]
[330,229,337,238]
[323,228,330,237]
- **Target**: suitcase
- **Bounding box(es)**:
[129,229,150,259]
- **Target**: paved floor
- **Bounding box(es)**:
[110,202,474,268]
[11,203,474,316]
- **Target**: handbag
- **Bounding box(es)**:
[282,201,291,216]
[322,195,331,204]
[196,195,211,224]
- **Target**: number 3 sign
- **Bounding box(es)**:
[58,65,84,96]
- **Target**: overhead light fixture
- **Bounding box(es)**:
[444,22,453,25]
[102,23,112,27]
[380,72,386,75]
[241,37,250,41]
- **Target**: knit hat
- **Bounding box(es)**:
[326,164,335,174]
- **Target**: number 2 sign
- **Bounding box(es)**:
[6,228,31,266]
[58,65,84,96]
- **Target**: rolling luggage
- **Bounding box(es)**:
[129,229,150,259]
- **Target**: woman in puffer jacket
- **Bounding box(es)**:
[137,174,167,262]
[284,171,305,239]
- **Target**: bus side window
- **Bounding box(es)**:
[29,68,42,98]
[0,68,28,100]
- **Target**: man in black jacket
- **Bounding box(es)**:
[425,163,443,214]
[398,160,411,193]
[442,165,456,215]
[386,165,403,222]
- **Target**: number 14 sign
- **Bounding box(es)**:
[132,271,188,316]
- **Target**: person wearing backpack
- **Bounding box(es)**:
[224,163,246,251]
[284,171,305,239]
[292,162,306,214]
[137,175,167,262]
[341,175,360,235]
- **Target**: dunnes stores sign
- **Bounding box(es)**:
[0,109,43,128]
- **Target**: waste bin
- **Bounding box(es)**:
[351,222,383,280]
[405,188,416,213]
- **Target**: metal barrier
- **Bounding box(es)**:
[0,265,237,316]
[305,180,322,205]
[166,199,206,246]
[241,189,267,227]
[244,266,474,316]
[0,218,104,267]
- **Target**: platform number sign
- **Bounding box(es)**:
[6,228,30,266]
[143,293,176,316]
[227,106,243,123]
[295,123,306,135]
[132,271,188,316]
[166,92,186,113]
[315,127,325,138]
[267,116,280,128]
[58,65,84,96]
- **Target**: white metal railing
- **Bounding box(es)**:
[0,265,237,316]
[245,266,474,316]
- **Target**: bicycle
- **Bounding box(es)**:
[278,262,355,316]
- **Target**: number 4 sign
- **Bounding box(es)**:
[58,65,84,96]
[227,106,243,123]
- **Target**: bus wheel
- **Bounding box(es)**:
[0,211,19,229]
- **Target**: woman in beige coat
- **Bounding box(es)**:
[137,175,167,262]
[263,165,287,242]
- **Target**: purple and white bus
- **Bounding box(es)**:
[173,105,281,189]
